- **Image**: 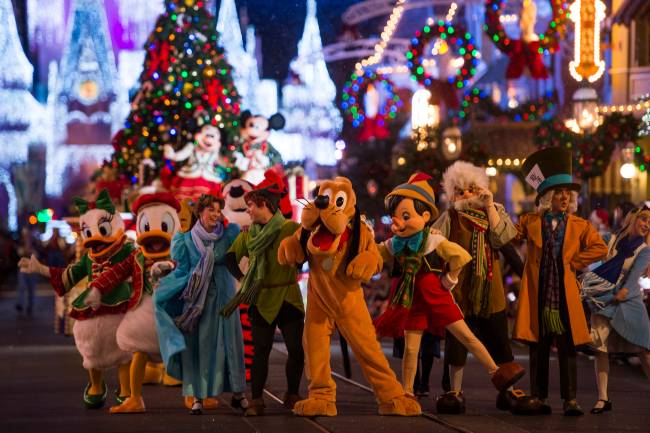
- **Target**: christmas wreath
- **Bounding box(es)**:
[484,0,570,79]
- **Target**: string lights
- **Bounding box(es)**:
[354,0,406,71]
[407,20,479,89]
[568,0,606,83]
[341,70,403,128]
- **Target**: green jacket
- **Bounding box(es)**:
[228,220,304,323]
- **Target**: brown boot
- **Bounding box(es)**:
[244,398,265,416]
[283,393,302,410]
[491,361,525,391]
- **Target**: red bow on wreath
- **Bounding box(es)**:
[358,115,390,142]
[146,40,171,79]
[506,40,549,80]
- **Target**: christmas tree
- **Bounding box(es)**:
[110,0,240,183]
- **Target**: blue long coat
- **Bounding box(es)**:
[154,224,246,398]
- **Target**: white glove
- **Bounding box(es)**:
[18,254,49,277]
[151,260,175,282]
[84,287,102,310]
[441,273,458,291]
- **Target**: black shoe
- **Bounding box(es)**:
[231,395,249,412]
[496,389,526,411]
[563,399,584,416]
[436,391,465,414]
[15,304,23,312]
[415,384,430,397]
[521,397,551,415]
[539,401,552,415]
[590,399,612,414]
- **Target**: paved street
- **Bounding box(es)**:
[1,289,649,433]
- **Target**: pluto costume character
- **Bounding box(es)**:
[87,192,181,413]
[19,189,134,409]
[278,177,421,416]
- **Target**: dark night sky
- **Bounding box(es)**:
[217,0,357,82]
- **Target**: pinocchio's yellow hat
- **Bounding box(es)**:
[385,173,438,219]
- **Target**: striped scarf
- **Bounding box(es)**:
[458,209,493,317]
[540,212,567,335]
[391,231,428,308]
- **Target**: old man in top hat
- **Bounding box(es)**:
[515,147,607,416]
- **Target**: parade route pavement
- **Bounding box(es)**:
[1,293,649,433]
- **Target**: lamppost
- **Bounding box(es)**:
[565,87,601,133]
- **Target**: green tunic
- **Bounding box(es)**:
[228,220,304,323]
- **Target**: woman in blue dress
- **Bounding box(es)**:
[154,194,248,414]
[581,206,650,414]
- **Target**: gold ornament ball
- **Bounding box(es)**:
[144,148,152,158]
[203,66,215,78]
[184,0,195,6]
[183,82,193,94]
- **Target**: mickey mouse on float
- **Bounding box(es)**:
[233,111,285,185]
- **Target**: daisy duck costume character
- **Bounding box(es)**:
[163,119,226,200]
[85,192,181,414]
[19,189,135,409]
[374,173,525,400]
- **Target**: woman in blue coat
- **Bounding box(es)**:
[154,194,248,414]
[582,206,650,414]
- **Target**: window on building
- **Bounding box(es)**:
[634,2,650,66]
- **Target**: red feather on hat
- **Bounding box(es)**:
[410,173,433,183]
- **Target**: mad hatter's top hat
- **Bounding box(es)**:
[522,147,581,203]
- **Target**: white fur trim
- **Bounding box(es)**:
[73,314,131,370]
[116,295,161,361]
[442,161,489,201]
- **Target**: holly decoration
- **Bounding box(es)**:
[341,70,403,128]
[534,113,644,179]
[407,20,480,90]
[110,0,240,182]
[455,87,557,123]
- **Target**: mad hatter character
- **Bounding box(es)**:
[515,148,608,415]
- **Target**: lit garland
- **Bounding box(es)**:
[354,0,406,71]
[407,19,480,90]
[341,70,403,128]
[569,0,606,83]
[534,112,645,179]
[454,87,557,122]
[484,0,570,55]
[597,94,650,114]
[110,0,241,182]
